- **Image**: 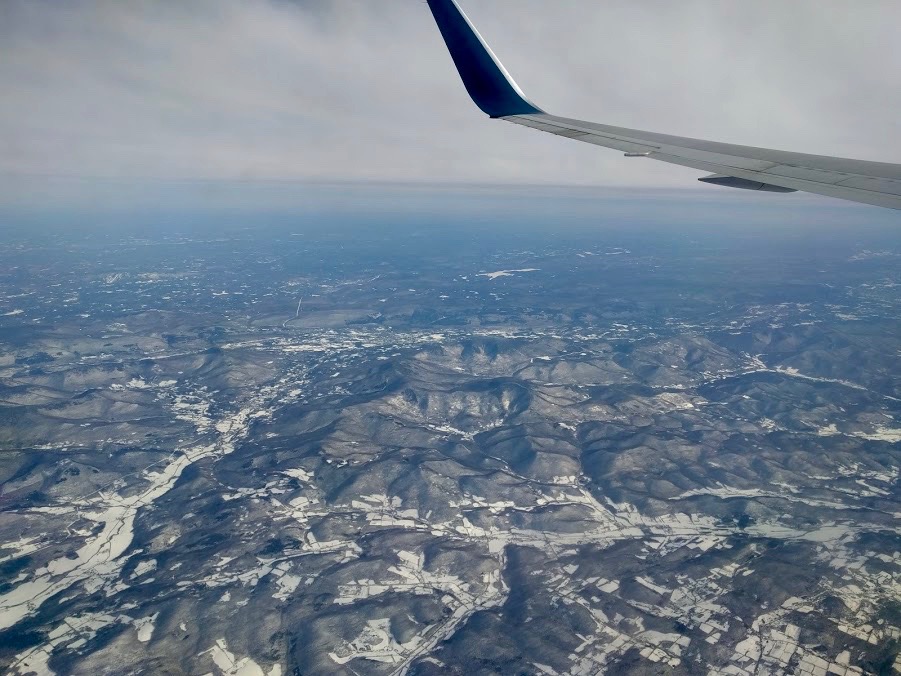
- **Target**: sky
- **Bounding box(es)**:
[1,0,900,210]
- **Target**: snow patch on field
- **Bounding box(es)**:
[204,638,282,676]
[134,613,158,642]
[477,268,540,280]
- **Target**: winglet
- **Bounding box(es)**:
[426,0,544,118]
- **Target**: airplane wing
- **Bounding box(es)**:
[426,0,901,210]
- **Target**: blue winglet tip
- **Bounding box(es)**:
[427,0,544,118]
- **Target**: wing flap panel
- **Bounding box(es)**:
[833,176,901,196]
[763,165,855,185]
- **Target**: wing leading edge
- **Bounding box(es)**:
[425,0,901,210]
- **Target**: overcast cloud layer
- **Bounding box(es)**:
[1,0,900,200]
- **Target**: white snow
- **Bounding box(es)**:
[477,268,540,280]
[134,613,158,642]
[204,638,281,676]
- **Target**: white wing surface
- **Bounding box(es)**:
[426,0,901,210]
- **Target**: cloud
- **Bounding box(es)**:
[1,0,899,204]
